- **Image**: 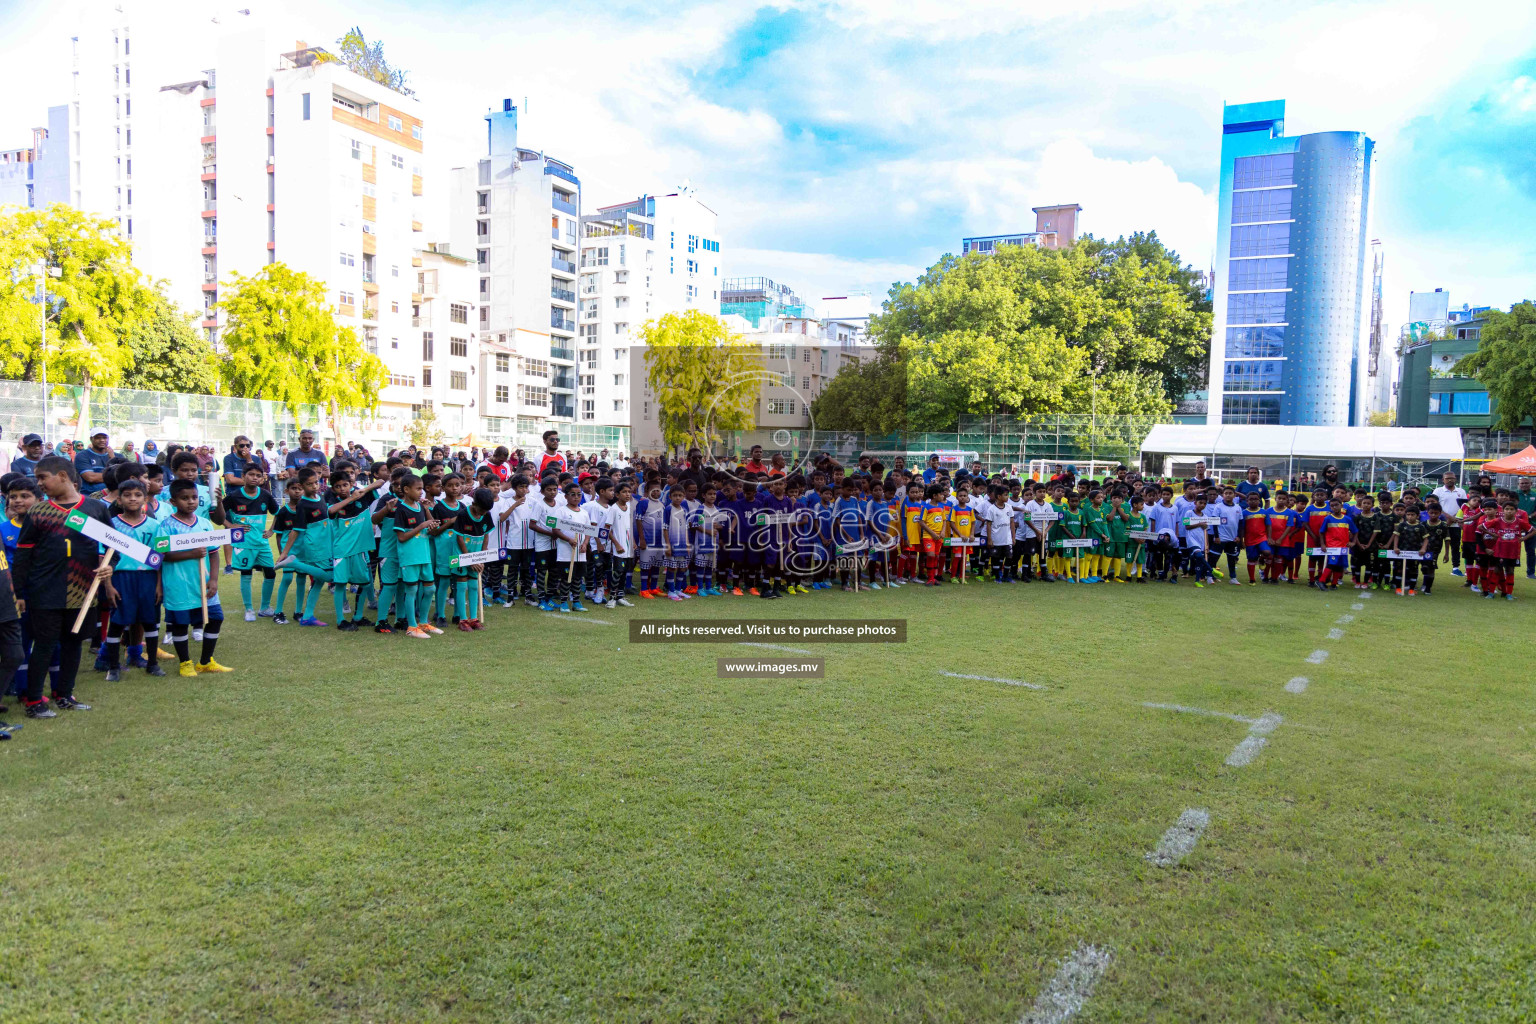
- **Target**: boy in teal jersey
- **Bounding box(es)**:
[373,469,408,633]
[169,452,218,521]
[393,473,441,639]
[154,478,232,677]
[429,473,467,624]
[222,462,279,621]
[270,478,306,625]
[451,487,496,630]
[101,479,168,680]
[274,467,334,626]
[328,469,385,632]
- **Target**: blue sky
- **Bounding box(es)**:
[3,0,1534,331]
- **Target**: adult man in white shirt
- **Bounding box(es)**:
[1431,472,1468,574]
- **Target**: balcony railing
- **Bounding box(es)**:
[551,193,577,216]
[550,285,575,303]
[544,164,580,187]
[550,346,575,361]
[203,272,216,283]
[362,271,376,284]
[411,316,423,327]
[550,374,576,391]
[550,311,575,332]
[203,199,217,211]
[551,256,576,274]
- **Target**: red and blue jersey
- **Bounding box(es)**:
[1321,514,1355,549]
[1241,509,1270,546]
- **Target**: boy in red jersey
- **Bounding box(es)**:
[1240,491,1271,584]
[1458,495,1485,593]
[1478,500,1534,600]
[1314,498,1356,590]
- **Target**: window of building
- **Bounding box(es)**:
[1222,359,1284,393]
[614,348,627,361]
[1230,188,1293,225]
[388,114,403,131]
[766,399,795,415]
[613,399,626,412]
[390,302,399,313]
[390,154,404,169]
[338,290,355,305]
[1228,257,1290,291]
[1225,291,1288,325]
[614,270,628,285]
[582,400,595,420]
[450,303,468,324]
[423,367,433,388]
[388,373,416,387]
[1224,326,1285,359]
[1429,391,1490,415]
[767,343,788,360]
[495,353,510,373]
[351,139,362,160]
[1233,152,1295,190]
[495,384,509,404]
[524,358,549,378]
[802,376,810,389]
[1229,222,1291,258]
[412,124,423,141]
[477,220,489,237]
[614,322,628,335]
[302,93,310,120]
[450,336,468,357]
[1221,396,1281,425]
[613,373,626,386]
[518,385,549,407]
[450,371,467,390]
[422,333,434,359]
[614,296,628,308]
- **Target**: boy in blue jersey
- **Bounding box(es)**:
[635,481,665,598]
[832,478,867,591]
[102,479,167,680]
[155,479,231,677]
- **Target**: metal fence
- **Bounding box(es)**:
[0,380,324,450]
[719,414,1171,472]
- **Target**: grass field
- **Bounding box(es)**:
[1,572,1533,1022]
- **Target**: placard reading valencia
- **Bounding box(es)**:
[629,619,907,643]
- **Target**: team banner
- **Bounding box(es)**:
[1182,516,1221,527]
[1053,537,1098,549]
[449,549,501,568]
[1306,546,1351,556]
[154,527,243,553]
[63,510,163,568]
[1127,530,1161,541]
[1377,549,1429,560]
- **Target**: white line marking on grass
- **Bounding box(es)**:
[942,671,1044,690]
[1335,614,1354,624]
[1142,702,1254,724]
[1350,602,1365,610]
[1305,649,1330,664]
[542,614,615,625]
[738,642,815,655]
[1284,676,1309,693]
[1224,712,1282,767]
[1019,943,1114,1024]
[1327,628,1346,640]
[1145,808,1210,867]
[1361,591,1373,599]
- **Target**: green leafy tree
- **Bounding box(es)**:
[1455,301,1536,430]
[218,263,387,439]
[0,204,154,386]
[856,232,1212,430]
[404,405,446,449]
[640,309,761,451]
[319,27,413,96]
[121,293,221,394]
[810,350,909,434]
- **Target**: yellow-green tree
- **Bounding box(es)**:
[640,309,760,452]
[0,204,155,386]
[218,263,387,439]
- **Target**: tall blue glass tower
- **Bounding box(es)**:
[1206,100,1374,426]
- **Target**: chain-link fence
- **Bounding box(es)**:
[717,414,1170,474]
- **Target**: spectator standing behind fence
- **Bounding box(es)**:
[74,430,113,495]
[283,430,327,479]
[10,434,45,478]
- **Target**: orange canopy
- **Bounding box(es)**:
[1481,445,1536,475]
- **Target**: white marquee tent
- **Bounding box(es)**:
[1139,425,1467,486]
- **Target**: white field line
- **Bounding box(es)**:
[543,614,615,625]
[942,671,1044,690]
[1327,628,1346,640]
[1351,602,1365,610]
[1018,943,1114,1024]
[1335,614,1354,624]
[1305,650,1330,664]
[1145,808,1210,867]
[1361,591,1373,599]
[1284,676,1309,694]
[1142,702,1255,724]
[1225,712,1282,767]
[738,642,815,655]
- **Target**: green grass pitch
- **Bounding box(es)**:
[1,573,1532,1022]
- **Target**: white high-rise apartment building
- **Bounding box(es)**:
[66,6,451,443]
[449,101,581,436]
[577,189,722,427]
